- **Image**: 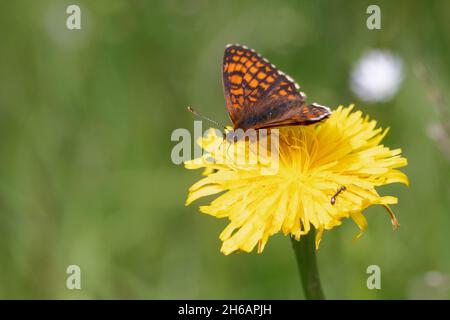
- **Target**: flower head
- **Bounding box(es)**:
[350,50,404,103]
[185,105,408,255]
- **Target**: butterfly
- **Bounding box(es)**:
[222,44,331,130]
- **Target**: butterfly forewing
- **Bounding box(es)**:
[222,44,331,130]
[223,45,284,120]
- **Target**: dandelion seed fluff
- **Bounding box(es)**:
[351,50,404,103]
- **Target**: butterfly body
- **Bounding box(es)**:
[222,44,331,130]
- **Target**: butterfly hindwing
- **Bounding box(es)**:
[222,44,331,130]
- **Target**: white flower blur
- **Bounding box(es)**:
[350,50,404,103]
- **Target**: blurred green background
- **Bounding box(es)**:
[0,0,449,299]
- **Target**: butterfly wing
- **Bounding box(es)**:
[223,44,291,126]
[222,44,331,130]
[248,100,332,130]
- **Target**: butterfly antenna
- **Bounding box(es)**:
[187,106,235,165]
[187,106,227,130]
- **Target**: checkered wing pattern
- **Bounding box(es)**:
[222,44,330,130]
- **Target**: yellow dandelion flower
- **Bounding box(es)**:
[185,105,408,255]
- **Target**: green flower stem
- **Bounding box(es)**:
[291,230,325,300]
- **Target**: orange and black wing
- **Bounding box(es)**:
[222,44,331,130]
